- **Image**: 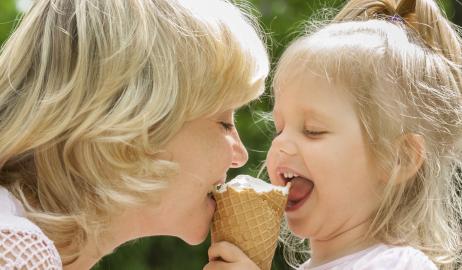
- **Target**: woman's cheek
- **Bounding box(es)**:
[208,136,234,172]
[224,137,236,167]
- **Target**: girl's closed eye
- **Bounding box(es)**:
[303,129,328,138]
[272,128,327,139]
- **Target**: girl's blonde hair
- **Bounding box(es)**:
[274,0,462,269]
[0,0,269,263]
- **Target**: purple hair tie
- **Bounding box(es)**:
[388,14,405,23]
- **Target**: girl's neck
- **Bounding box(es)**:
[308,219,379,268]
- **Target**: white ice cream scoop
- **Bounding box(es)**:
[215,174,289,194]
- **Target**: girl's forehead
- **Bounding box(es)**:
[272,74,358,121]
[274,72,325,97]
[273,99,334,125]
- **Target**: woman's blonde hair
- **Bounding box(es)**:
[274,0,462,269]
[0,0,269,263]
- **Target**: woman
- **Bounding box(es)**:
[0,0,269,269]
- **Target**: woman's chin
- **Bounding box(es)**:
[179,197,216,245]
[182,219,213,244]
[181,229,209,245]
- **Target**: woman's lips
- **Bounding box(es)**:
[208,193,217,213]
[286,177,314,212]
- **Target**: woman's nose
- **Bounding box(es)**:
[230,133,249,168]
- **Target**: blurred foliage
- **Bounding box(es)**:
[0,0,460,269]
[0,1,17,43]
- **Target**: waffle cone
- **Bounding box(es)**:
[211,186,288,270]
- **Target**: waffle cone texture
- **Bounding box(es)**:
[211,187,288,270]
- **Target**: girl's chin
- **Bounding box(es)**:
[286,219,313,238]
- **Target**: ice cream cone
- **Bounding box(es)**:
[211,175,288,270]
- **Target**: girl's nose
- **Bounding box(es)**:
[230,133,249,168]
[272,132,297,156]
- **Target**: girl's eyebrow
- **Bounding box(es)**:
[272,106,330,120]
[303,108,332,123]
[272,107,332,127]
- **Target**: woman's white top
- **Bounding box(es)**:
[298,243,438,270]
[0,186,62,269]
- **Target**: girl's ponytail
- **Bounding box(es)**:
[334,0,462,64]
[412,0,462,64]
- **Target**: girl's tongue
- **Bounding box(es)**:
[288,177,314,202]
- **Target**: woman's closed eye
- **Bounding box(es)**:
[219,121,235,132]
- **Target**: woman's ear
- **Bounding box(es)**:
[394,133,426,184]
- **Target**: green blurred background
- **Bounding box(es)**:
[0,0,460,269]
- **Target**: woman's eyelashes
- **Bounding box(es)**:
[219,121,235,132]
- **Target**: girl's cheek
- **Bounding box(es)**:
[265,152,277,182]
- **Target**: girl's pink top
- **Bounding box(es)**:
[298,243,438,270]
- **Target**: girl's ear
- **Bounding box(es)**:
[393,133,426,184]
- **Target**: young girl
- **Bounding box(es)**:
[205,0,462,269]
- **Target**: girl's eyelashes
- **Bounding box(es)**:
[272,129,326,137]
[303,129,327,138]
[219,121,235,132]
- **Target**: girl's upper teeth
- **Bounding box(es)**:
[283,172,299,179]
